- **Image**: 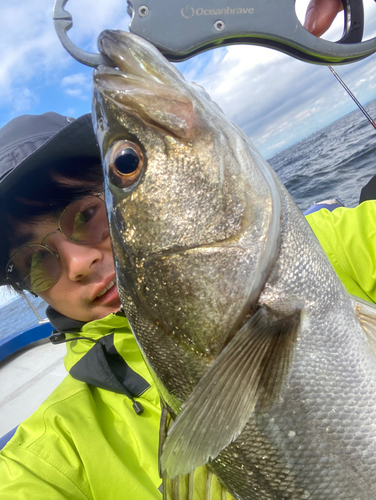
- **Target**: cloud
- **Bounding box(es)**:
[11,88,39,113]
[0,0,130,116]
[62,74,88,86]
[61,73,91,100]
[1,0,376,156]
[174,0,376,156]
[0,2,73,112]
[182,14,376,155]
[65,107,77,117]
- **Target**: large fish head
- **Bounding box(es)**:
[92,30,280,397]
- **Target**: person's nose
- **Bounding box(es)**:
[57,239,103,282]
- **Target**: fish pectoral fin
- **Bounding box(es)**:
[354,296,376,357]
[161,305,301,478]
[160,402,235,499]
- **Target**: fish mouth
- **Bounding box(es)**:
[94,30,174,93]
[96,29,181,85]
[94,30,196,140]
[93,65,195,141]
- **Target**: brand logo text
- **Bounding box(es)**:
[181,6,255,19]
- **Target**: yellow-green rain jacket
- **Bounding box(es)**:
[0,311,233,500]
[0,312,163,499]
[306,200,376,304]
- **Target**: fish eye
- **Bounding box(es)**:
[107,140,144,189]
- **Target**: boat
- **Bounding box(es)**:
[303,197,344,215]
[0,322,66,448]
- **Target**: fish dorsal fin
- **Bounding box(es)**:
[354,296,376,357]
[160,403,235,500]
[161,305,301,478]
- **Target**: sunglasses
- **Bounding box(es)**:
[6,194,110,293]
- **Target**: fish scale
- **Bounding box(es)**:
[92,30,376,500]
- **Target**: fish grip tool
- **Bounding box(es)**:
[127,0,375,64]
[53,0,115,67]
[53,0,376,67]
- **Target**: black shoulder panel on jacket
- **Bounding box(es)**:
[69,333,150,398]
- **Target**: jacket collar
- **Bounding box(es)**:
[46,305,87,333]
[46,306,152,409]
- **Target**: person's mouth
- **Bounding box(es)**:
[96,278,117,298]
[93,277,119,305]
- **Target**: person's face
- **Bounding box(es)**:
[12,215,121,323]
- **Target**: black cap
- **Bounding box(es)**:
[0,112,101,287]
[0,112,100,195]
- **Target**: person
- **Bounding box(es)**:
[0,113,163,499]
[0,1,362,497]
[359,174,376,204]
[306,201,376,304]
[303,0,344,37]
[302,0,376,305]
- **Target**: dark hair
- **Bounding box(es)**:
[0,157,104,290]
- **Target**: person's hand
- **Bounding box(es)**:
[304,0,344,36]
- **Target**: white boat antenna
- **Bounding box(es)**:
[20,291,50,325]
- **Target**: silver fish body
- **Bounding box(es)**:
[92,30,376,500]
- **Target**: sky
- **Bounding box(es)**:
[1,0,376,160]
[0,1,375,306]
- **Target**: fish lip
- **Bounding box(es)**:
[93,65,122,78]
[91,274,117,301]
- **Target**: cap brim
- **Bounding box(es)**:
[0,114,101,195]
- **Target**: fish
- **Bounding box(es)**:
[91,30,376,500]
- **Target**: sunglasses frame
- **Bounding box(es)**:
[5,193,109,293]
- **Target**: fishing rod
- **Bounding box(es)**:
[328,66,376,131]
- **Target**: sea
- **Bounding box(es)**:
[268,99,376,210]
[1,99,376,342]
